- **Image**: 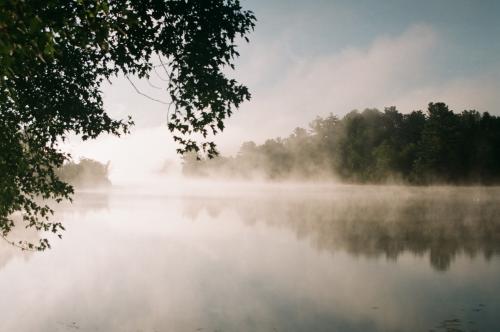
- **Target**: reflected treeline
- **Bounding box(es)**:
[0,191,109,270]
[183,187,500,271]
[57,191,110,214]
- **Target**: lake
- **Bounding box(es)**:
[1,183,499,332]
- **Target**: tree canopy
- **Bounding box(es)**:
[0,0,255,250]
[184,103,500,184]
[57,158,111,188]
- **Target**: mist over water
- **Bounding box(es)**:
[1,182,499,332]
[3,1,500,331]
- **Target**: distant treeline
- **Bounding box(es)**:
[183,102,500,184]
[57,158,111,187]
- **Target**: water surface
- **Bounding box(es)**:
[1,184,499,332]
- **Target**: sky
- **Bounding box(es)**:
[67,0,500,181]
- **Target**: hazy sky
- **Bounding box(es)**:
[68,0,500,179]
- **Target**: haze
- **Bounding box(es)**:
[63,0,500,180]
[2,1,500,332]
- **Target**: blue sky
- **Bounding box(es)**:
[245,0,500,74]
[241,0,500,83]
[70,0,500,179]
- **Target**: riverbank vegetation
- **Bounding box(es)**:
[183,102,500,184]
[57,159,111,188]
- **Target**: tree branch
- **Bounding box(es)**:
[125,75,171,105]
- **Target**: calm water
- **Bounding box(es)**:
[1,184,500,332]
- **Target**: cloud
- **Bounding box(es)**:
[217,24,500,153]
[68,23,500,174]
[273,24,437,109]
[393,67,500,112]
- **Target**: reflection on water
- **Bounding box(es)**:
[183,186,500,272]
[0,185,499,332]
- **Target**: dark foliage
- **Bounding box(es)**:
[0,0,255,249]
[184,102,500,184]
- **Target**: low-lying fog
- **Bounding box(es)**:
[1,181,499,332]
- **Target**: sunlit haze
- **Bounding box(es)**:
[3,2,500,332]
[64,0,500,183]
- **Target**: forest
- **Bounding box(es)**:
[57,159,111,188]
[183,102,500,184]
